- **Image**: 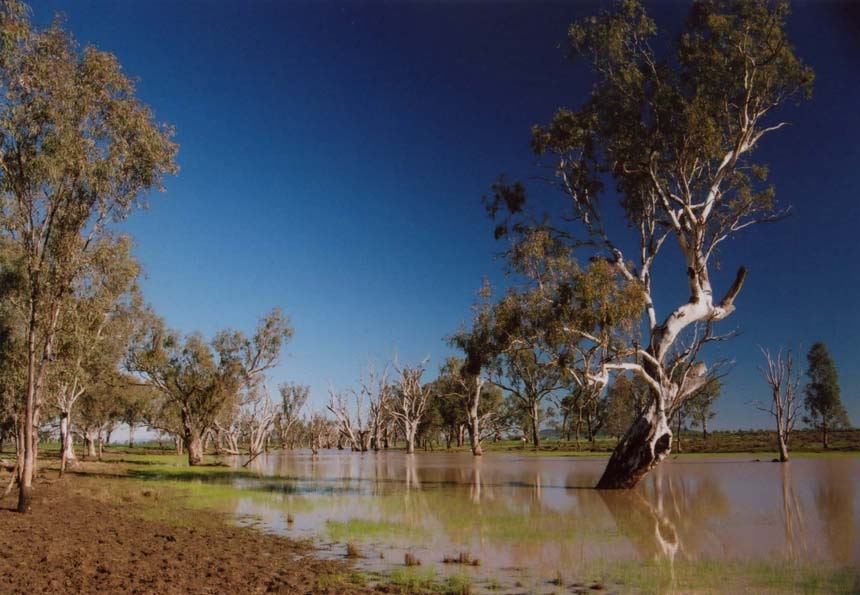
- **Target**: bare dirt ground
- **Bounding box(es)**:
[0,473,376,595]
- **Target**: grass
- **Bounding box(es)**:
[389,566,439,593]
[583,557,860,594]
[20,443,859,595]
[325,517,427,542]
[443,572,473,595]
[315,571,368,590]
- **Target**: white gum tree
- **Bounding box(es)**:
[486,0,813,488]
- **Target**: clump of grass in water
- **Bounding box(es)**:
[444,572,473,595]
[389,566,437,592]
[443,552,480,566]
[345,542,362,558]
[404,552,421,566]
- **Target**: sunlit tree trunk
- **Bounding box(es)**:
[15,421,25,486]
[59,413,78,476]
[466,377,485,456]
[186,431,203,465]
[531,402,540,450]
[597,403,673,490]
[404,421,419,455]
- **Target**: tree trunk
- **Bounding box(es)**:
[777,431,789,462]
[97,431,104,460]
[59,412,77,476]
[186,431,203,466]
[128,424,136,448]
[596,404,672,490]
[586,411,594,443]
[531,403,540,450]
[405,423,417,455]
[15,421,25,486]
[822,419,829,449]
[84,431,97,459]
[467,415,483,456]
[702,417,708,441]
[675,414,683,454]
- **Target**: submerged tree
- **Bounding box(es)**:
[803,342,850,449]
[756,346,800,462]
[485,0,813,488]
[387,358,432,455]
[0,2,177,511]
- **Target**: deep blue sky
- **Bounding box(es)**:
[33,1,860,429]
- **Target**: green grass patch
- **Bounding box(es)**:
[325,518,428,542]
[586,557,860,594]
[388,566,439,593]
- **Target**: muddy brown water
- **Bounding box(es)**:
[219,451,859,592]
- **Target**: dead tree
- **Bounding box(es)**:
[756,347,801,462]
[242,385,278,458]
[359,364,392,451]
[327,387,362,451]
[387,358,431,455]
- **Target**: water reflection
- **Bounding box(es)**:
[224,451,859,590]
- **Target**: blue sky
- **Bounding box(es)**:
[34,1,860,429]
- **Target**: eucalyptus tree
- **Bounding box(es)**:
[357,365,392,451]
[478,234,643,450]
[239,384,279,459]
[687,377,722,440]
[277,382,309,449]
[0,241,24,464]
[116,381,154,448]
[480,287,565,450]
[756,347,800,462]
[49,236,140,474]
[327,387,363,451]
[603,375,644,440]
[803,342,850,448]
[0,3,177,510]
[387,358,432,455]
[128,309,291,465]
[448,286,505,455]
[485,0,813,488]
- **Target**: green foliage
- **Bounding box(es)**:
[127,309,292,458]
[686,377,722,436]
[803,343,851,443]
[603,374,647,438]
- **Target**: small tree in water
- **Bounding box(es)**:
[756,346,800,462]
[803,342,850,449]
[484,0,813,488]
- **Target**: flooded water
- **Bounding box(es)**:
[213,451,859,593]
